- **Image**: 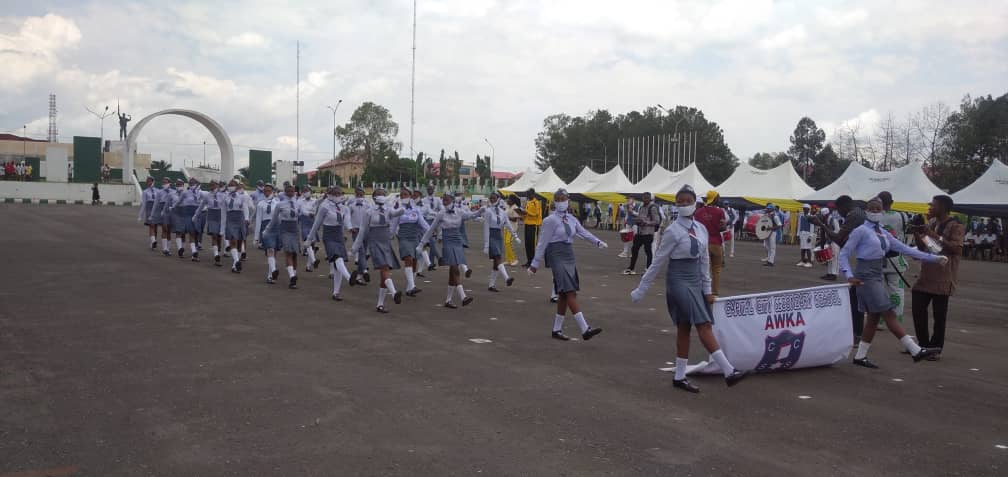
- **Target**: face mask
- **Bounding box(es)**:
[176,186,184,191]
[228,186,236,192]
[162,184,170,190]
[866,211,884,223]
[677,204,696,217]
[303,192,311,198]
[374,196,387,205]
[554,201,569,212]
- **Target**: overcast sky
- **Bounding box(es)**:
[2,0,1005,172]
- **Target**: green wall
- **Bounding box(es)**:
[248,150,272,185]
[73,136,101,183]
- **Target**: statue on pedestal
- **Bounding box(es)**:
[118,106,131,140]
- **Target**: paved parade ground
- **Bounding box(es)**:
[1,204,1006,476]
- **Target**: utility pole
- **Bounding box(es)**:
[410,0,417,166]
[327,100,343,162]
[296,40,300,165]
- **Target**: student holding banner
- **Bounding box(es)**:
[631,185,749,393]
[839,197,948,368]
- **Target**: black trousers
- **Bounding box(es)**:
[912,290,950,349]
[524,224,539,264]
[628,233,654,271]
[850,287,863,338]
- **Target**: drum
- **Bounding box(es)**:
[722,230,732,242]
[619,228,635,243]
[754,215,774,240]
[744,214,760,234]
[814,245,833,264]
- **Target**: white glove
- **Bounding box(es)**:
[303,240,312,248]
[597,241,609,249]
[527,267,536,275]
[416,245,424,255]
[630,288,645,303]
[483,247,489,254]
[936,255,949,266]
[513,236,522,245]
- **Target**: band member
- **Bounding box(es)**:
[421,185,443,271]
[761,203,782,266]
[529,188,607,341]
[630,185,749,392]
[253,184,280,283]
[910,194,965,359]
[149,176,173,255]
[194,180,227,266]
[521,188,543,268]
[298,187,321,272]
[418,192,482,309]
[223,179,251,273]
[393,186,430,297]
[307,186,354,301]
[481,192,521,292]
[351,188,406,312]
[138,176,158,250]
[263,183,303,289]
[840,197,947,368]
[815,207,841,280]
[796,204,814,267]
[349,185,372,284]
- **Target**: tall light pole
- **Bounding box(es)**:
[409,0,417,167]
[327,100,343,162]
[483,137,494,189]
[86,104,113,162]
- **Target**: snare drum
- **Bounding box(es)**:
[814,245,834,264]
[619,228,635,243]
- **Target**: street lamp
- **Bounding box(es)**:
[327,100,343,162]
[86,105,114,162]
[484,137,494,189]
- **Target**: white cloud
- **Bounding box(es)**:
[0,14,81,86]
[759,25,806,50]
[226,32,269,47]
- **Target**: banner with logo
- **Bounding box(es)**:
[662,283,853,375]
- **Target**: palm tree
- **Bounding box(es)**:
[150,160,172,172]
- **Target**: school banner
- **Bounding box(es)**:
[663,283,853,375]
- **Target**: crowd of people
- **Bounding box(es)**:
[1,161,33,181]
[136,176,973,393]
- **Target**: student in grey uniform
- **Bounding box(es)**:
[348,185,373,284]
[840,197,947,368]
[223,179,251,273]
[350,188,406,312]
[409,188,432,276]
[452,191,474,279]
[481,192,521,292]
[529,188,607,341]
[298,187,321,272]
[630,185,749,393]
[138,176,158,250]
[253,184,281,284]
[306,186,354,301]
[194,180,226,266]
[418,192,482,309]
[421,185,443,271]
[263,183,304,289]
[191,180,209,251]
[149,176,174,256]
[393,187,430,297]
[171,178,201,261]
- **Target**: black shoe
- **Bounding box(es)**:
[197,243,203,251]
[271,269,279,281]
[853,358,879,369]
[266,277,275,284]
[725,370,749,387]
[416,272,425,278]
[363,270,371,283]
[405,288,421,297]
[332,294,342,301]
[214,255,222,266]
[312,259,320,270]
[824,274,837,281]
[162,250,170,257]
[763,262,774,267]
[582,327,603,341]
[349,271,359,286]
[191,253,199,262]
[393,291,403,304]
[225,245,232,252]
[151,242,157,250]
[444,301,457,309]
[462,296,474,306]
[506,277,514,287]
[178,248,185,258]
[241,252,247,261]
[465,268,473,279]
[231,266,240,274]
[428,264,436,271]
[673,379,700,393]
[927,353,941,361]
[550,296,558,303]
[819,274,830,280]
[235,261,242,272]
[288,276,298,289]
[912,347,940,362]
[313,245,320,252]
[376,305,388,313]
[488,286,499,292]
[521,262,531,268]
[551,331,571,341]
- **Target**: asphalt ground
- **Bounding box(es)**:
[1,203,1006,476]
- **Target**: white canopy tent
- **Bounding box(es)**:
[582,165,635,203]
[951,160,1008,215]
[802,162,944,214]
[717,162,814,211]
[500,167,542,195]
[655,163,716,201]
[625,163,673,196]
[526,166,569,200]
[565,166,602,194]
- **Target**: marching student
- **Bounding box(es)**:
[349,185,372,284]
[418,192,482,309]
[138,176,158,250]
[796,204,814,268]
[174,177,203,261]
[253,184,281,284]
[194,180,227,266]
[505,195,522,266]
[250,180,266,205]
[263,183,304,289]
[298,187,321,272]
[350,188,407,312]
[307,186,354,301]
[761,203,782,266]
[223,179,251,273]
[166,178,189,258]
[408,188,433,275]
[149,176,173,256]
[191,180,207,251]
[630,185,749,393]
[481,192,521,292]
[840,197,947,368]
[528,188,607,341]
[392,187,430,297]
[420,185,443,272]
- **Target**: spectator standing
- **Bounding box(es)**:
[520,188,543,268]
[693,190,727,295]
[624,193,660,275]
[91,182,100,205]
[911,195,964,359]
[25,163,32,181]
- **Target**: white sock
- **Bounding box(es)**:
[335,258,351,280]
[307,246,316,264]
[404,267,415,290]
[190,242,197,254]
[489,270,498,287]
[384,278,397,295]
[573,311,589,333]
[161,238,169,251]
[287,265,295,278]
[175,237,183,249]
[551,286,558,299]
[710,350,735,377]
[421,250,431,268]
[900,335,922,355]
[674,357,689,381]
[224,239,231,249]
[460,264,469,275]
[267,256,277,274]
[149,235,156,244]
[446,286,455,303]
[553,314,565,332]
[230,248,240,263]
[378,288,387,307]
[213,245,219,256]
[240,243,246,253]
[855,340,872,360]
[497,264,510,281]
[333,270,342,295]
[456,285,466,300]
[329,262,336,276]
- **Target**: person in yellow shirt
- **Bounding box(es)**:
[519,187,543,267]
[504,195,521,265]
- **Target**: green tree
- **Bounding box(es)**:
[788,117,826,181]
[933,93,1008,191]
[748,152,791,169]
[807,144,849,190]
[336,102,400,158]
[151,160,172,172]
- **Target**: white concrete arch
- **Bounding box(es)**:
[125,109,234,185]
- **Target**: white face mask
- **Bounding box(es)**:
[554,200,569,212]
[175,186,184,191]
[866,211,885,223]
[677,204,696,217]
[374,196,387,205]
[328,194,339,202]
[161,183,170,190]
[228,186,236,192]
